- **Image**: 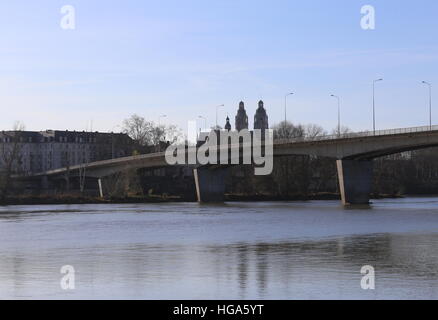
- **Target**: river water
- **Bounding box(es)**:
[0,198,437,300]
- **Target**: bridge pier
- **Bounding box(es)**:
[193,167,230,202]
[337,160,373,205]
[98,178,104,198]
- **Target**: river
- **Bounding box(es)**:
[0,197,437,299]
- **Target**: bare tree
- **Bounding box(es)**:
[331,125,353,138]
[122,114,182,148]
[151,124,181,146]
[150,125,166,146]
[273,121,305,140]
[305,124,327,139]
[122,114,155,146]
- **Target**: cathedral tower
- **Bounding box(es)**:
[235,101,248,131]
[224,116,231,131]
[254,100,269,130]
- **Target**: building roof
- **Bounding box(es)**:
[0,130,132,143]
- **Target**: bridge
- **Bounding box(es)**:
[18,125,438,205]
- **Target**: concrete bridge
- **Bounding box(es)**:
[19,125,438,205]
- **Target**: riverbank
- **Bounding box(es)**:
[0,194,187,206]
[0,192,404,206]
[226,192,404,202]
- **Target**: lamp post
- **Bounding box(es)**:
[198,116,207,131]
[215,104,225,128]
[330,94,341,137]
[422,81,432,130]
[284,92,294,124]
[373,78,383,135]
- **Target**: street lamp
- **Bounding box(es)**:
[284,92,294,124]
[198,116,207,131]
[330,94,341,137]
[215,104,225,128]
[373,78,383,135]
[422,81,432,130]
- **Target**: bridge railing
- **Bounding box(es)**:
[274,124,438,145]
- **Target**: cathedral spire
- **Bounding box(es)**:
[225,116,231,131]
[254,100,269,130]
[235,101,248,131]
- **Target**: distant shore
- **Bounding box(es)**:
[0,195,186,206]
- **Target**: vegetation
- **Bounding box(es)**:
[121,114,181,147]
[272,121,327,140]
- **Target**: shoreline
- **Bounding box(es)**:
[0,193,405,206]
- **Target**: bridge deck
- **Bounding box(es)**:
[17,124,438,179]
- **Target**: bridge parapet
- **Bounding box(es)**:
[274,124,438,146]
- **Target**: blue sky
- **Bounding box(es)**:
[1,0,438,133]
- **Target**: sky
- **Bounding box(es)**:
[0,0,438,134]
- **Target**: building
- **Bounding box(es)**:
[235,101,249,131]
[226,100,270,132]
[254,100,269,130]
[0,130,134,175]
[224,116,232,131]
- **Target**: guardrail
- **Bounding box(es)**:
[274,125,438,145]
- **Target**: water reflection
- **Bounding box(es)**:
[1,200,438,299]
[0,233,437,299]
